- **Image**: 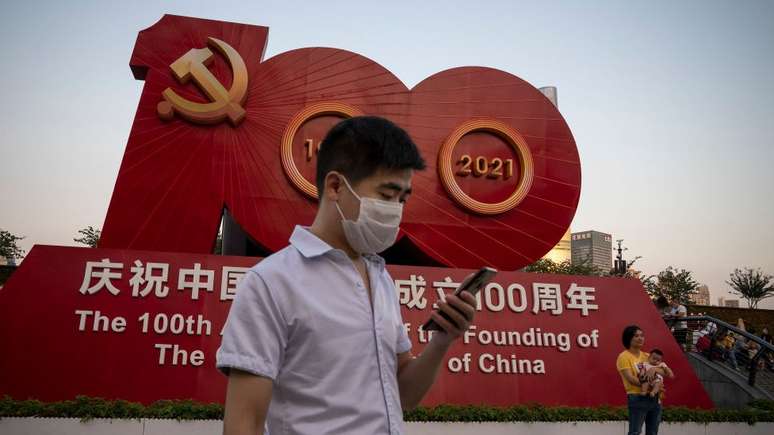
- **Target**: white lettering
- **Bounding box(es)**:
[478,353,545,374]
[74,309,126,332]
[484,283,505,312]
[154,343,205,366]
[139,313,211,336]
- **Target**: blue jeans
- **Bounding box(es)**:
[627,394,662,435]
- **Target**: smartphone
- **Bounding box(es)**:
[422,266,498,331]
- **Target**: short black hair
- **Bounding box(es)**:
[622,325,641,349]
[650,348,663,357]
[655,296,669,309]
[315,116,426,199]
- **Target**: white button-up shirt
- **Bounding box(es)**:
[217,226,412,435]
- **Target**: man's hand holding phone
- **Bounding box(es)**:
[394,267,496,409]
[428,291,477,344]
[423,267,497,345]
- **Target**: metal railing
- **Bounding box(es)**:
[663,315,774,392]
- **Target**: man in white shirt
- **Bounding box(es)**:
[216,116,478,435]
[667,298,688,350]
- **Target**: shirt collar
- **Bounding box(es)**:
[364,253,386,269]
[289,226,334,258]
[289,226,386,269]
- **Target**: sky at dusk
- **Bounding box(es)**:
[2,0,773,308]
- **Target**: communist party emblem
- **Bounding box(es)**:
[156,37,248,126]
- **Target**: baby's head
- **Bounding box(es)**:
[648,349,664,365]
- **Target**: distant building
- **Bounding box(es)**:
[691,285,711,306]
[717,297,740,308]
[542,229,571,263]
[571,230,612,271]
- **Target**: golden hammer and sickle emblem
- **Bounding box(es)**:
[157,37,248,126]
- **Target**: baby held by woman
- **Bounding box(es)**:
[638,349,671,397]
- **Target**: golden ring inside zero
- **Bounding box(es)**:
[438,119,534,215]
[281,102,363,199]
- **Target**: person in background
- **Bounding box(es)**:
[617,325,674,435]
[697,321,717,338]
[728,335,748,370]
[764,351,774,372]
[761,328,773,371]
[761,327,772,344]
[723,331,736,351]
[655,296,670,316]
[695,333,712,355]
[709,330,729,362]
[747,340,760,361]
[666,298,688,350]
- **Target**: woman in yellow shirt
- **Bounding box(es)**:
[616,325,674,435]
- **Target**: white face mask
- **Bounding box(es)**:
[334,175,403,254]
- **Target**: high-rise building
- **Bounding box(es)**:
[542,229,571,263]
[571,230,612,271]
[691,285,711,306]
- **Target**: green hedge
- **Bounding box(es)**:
[404,403,774,424]
[2,396,773,424]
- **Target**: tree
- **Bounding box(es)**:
[74,226,101,248]
[640,274,660,297]
[642,266,699,305]
[525,258,604,276]
[0,229,25,260]
[727,267,774,309]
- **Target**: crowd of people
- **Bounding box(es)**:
[655,296,774,374]
[695,323,774,373]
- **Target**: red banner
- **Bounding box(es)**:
[0,245,712,408]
